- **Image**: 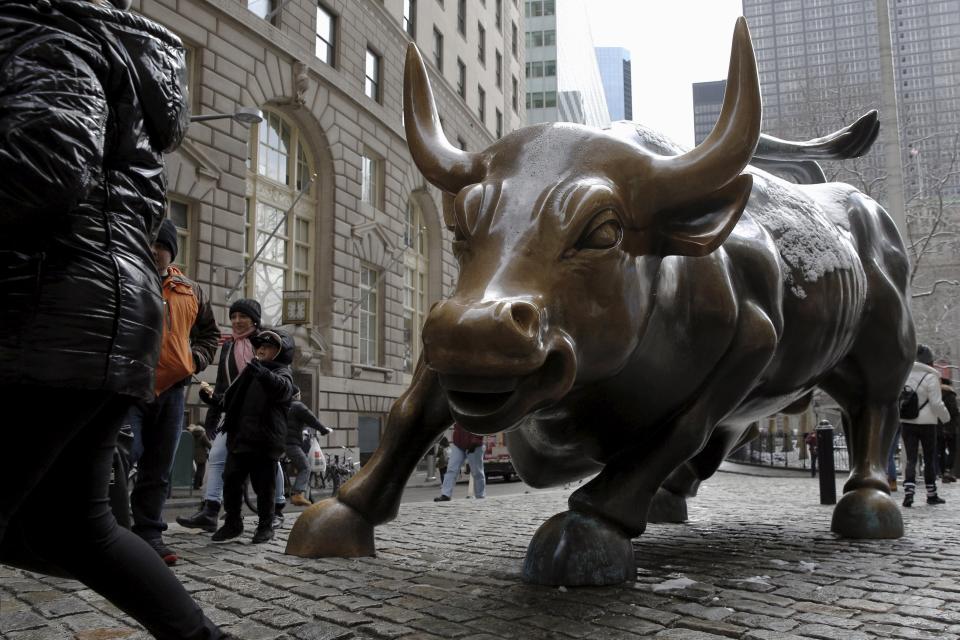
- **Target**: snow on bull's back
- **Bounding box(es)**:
[744,169,857,299]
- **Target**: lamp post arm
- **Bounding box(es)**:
[225,174,315,302]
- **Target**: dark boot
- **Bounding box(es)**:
[211,518,243,542]
[272,502,285,529]
[176,500,221,532]
[252,522,274,544]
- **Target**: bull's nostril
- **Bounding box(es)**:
[509,301,540,338]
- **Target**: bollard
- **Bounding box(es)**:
[816,419,836,505]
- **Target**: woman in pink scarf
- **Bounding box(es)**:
[178,298,287,531]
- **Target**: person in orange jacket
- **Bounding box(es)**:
[123,219,220,565]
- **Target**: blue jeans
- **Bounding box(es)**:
[440,445,485,498]
[285,445,311,494]
[204,431,285,505]
[887,425,902,481]
[127,386,185,541]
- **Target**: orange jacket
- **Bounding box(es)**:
[154,266,219,394]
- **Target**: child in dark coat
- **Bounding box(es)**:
[200,329,295,543]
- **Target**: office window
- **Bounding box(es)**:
[166,198,192,275]
[495,0,502,30]
[360,150,383,208]
[315,4,336,65]
[457,0,466,36]
[495,49,503,88]
[403,0,416,37]
[512,75,518,112]
[543,0,554,15]
[364,47,381,102]
[248,0,277,24]
[512,21,518,56]
[358,265,380,366]
[477,22,486,64]
[495,108,503,138]
[403,199,428,372]
[246,110,316,324]
[544,29,555,45]
[457,58,467,98]
[477,85,485,123]
[433,27,444,71]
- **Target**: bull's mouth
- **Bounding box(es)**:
[435,338,577,433]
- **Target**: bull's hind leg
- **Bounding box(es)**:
[286,358,451,557]
[649,423,758,523]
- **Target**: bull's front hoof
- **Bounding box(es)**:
[285,498,376,558]
[647,488,688,523]
[831,488,903,539]
[522,511,635,586]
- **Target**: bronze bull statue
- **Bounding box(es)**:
[288,18,914,585]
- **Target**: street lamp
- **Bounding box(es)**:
[190,106,264,124]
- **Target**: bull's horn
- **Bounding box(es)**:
[653,18,761,210]
[404,44,485,194]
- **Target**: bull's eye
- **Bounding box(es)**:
[575,211,622,251]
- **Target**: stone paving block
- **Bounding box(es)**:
[526,613,599,637]
[219,620,284,639]
[667,602,734,622]
[250,609,312,629]
[833,598,895,613]
[792,611,864,629]
[896,604,960,624]
[326,595,383,612]
[34,596,94,618]
[741,631,809,640]
[792,623,872,640]
[313,608,375,628]
[856,612,949,631]
[7,624,75,640]
[409,617,476,638]
[73,629,140,639]
[675,617,747,639]
[717,598,791,618]
[289,622,355,640]
[652,628,730,639]
[723,611,799,633]
[419,603,484,623]
[592,614,664,636]
[357,620,414,638]
[858,624,955,640]
[0,610,48,633]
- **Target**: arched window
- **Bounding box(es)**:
[245,110,317,325]
[403,198,429,372]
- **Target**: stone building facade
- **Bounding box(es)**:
[137,0,526,460]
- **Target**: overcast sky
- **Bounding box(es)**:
[587,0,745,148]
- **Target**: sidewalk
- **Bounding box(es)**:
[3,471,959,639]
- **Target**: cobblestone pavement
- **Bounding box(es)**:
[3,472,959,640]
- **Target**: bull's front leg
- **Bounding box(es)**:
[522,303,777,586]
[286,358,450,558]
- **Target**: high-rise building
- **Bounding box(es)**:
[595,47,632,121]
[132,0,525,461]
[691,80,726,144]
[740,0,960,360]
[523,0,609,127]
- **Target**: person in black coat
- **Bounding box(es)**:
[286,395,332,506]
[0,0,223,637]
[200,329,295,544]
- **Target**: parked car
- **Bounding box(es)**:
[483,433,517,482]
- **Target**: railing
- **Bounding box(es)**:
[726,428,851,473]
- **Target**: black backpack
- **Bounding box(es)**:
[898,373,930,419]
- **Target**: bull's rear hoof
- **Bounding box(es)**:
[522,511,635,586]
[285,498,376,558]
[647,488,688,523]
[831,488,903,539]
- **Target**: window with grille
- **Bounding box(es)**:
[359,265,380,366]
[316,4,336,65]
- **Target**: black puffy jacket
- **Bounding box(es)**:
[206,331,296,460]
[0,0,189,401]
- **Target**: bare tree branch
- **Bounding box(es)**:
[912,279,960,298]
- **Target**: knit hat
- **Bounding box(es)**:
[155,219,179,260]
[917,344,934,366]
[229,298,262,327]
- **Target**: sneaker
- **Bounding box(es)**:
[146,539,178,566]
[927,495,946,505]
[290,493,312,507]
[943,473,957,483]
[903,495,914,508]
[252,523,274,544]
[272,513,285,529]
[211,520,243,542]
[433,495,451,502]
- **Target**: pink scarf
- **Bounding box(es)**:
[231,326,256,377]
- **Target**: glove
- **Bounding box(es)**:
[319,425,332,436]
[246,359,266,377]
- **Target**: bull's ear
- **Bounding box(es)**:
[657,174,753,257]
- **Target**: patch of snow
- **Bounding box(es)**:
[652,575,699,592]
[799,561,817,573]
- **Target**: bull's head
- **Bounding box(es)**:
[405,19,760,433]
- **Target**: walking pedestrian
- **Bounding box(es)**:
[434,424,486,501]
[940,377,958,483]
[0,0,224,636]
[900,344,951,507]
[188,424,213,490]
[804,431,818,477]
[121,219,220,566]
[177,299,287,531]
[200,330,296,544]
[287,393,331,507]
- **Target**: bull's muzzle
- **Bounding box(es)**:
[423,298,577,432]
